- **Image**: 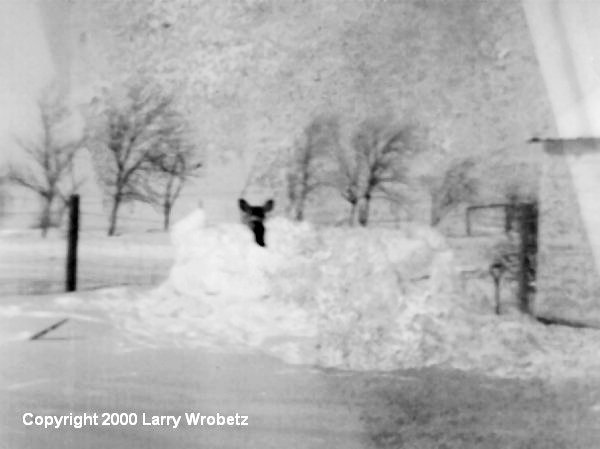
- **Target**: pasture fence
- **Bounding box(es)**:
[1,195,539,315]
[0,195,173,296]
[464,202,538,314]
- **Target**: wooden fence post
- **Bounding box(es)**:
[518,202,538,314]
[66,194,80,292]
[465,207,472,236]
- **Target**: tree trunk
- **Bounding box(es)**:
[162,178,174,231]
[163,201,172,231]
[429,193,443,227]
[348,201,357,226]
[295,195,305,221]
[430,205,441,227]
[358,196,371,227]
[108,194,121,236]
[40,197,53,238]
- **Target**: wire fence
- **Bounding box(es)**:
[0,203,174,296]
[0,194,520,298]
[465,204,509,236]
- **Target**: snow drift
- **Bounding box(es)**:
[87,209,600,379]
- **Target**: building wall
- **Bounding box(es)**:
[536,139,600,326]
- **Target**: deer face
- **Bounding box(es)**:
[238,198,274,247]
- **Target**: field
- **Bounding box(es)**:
[2,224,600,448]
[357,368,600,449]
[0,214,506,297]
[2,291,599,449]
[0,230,174,296]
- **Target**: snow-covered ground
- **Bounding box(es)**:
[0,229,173,295]
[5,208,596,381]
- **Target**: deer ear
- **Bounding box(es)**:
[239,198,250,213]
[263,199,274,213]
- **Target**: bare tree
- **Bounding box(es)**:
[8,86,84,236]
[0,173,8,221]
[333,144,361,225]
[428,156,479,226]
[337,118,416,227]
[87,79,188,235]
[285,116,339,221]
[144,146,202,230]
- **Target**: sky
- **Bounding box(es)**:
[0,0,239,222]
[5,1,600,144]
[3,0,600,223]
[0,0,56,166]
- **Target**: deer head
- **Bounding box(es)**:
[238,198,274,247]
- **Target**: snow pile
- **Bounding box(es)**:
[88,210,600,379]
[263,219,464,369]
[167,208,278,300]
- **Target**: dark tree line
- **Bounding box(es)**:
[7,79,202,236]
[274,113,488,227]
[283,115,420,226]
[7,80,521,235]
[86,78,202,235]
[7,85,85,236]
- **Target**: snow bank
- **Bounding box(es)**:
[87,210,600,380]
[168,208,276,299]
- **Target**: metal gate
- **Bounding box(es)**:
[466,201,538,314]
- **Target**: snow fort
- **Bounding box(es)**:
[94,207,600,379]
